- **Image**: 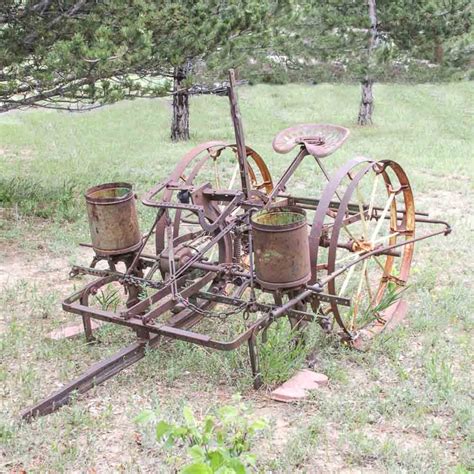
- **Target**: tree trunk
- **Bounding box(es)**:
[171,63,191,142]
[357,0,378,126]
[434,39,444,64]
[358,79,374,125]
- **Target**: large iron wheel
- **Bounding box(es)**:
[310,158,415,341]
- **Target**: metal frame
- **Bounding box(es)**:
[22,69,451,420]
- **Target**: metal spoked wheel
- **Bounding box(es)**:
[310,159,415,340]
[155,142,273,262]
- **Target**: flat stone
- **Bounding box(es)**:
[47,321,102,340]
[269,369,328,402]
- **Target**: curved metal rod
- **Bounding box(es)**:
[319,222,451,288]
[270,220,450,327]
[308,156,374,283]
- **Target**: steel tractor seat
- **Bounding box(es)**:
[272,123,350,158]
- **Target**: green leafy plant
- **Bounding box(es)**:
[0,177,78,221]
[259,319,310,384]
[357,282,408,327]
[135,396,267,473]
[94,285,121,311]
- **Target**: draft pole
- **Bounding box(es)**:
[228,69,251,200]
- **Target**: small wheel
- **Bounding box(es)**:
[310,159,415,340]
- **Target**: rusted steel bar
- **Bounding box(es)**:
[188,261,251,278]
[228,69,251,199]
[21,300,215,421]
[141,272,215,324]
[70,261,251,285]
[281,194,430,217]
[125,274,188,317]
[64,298,270,351]
[70,265,164,289]
[125,208,165,276]
[319,224,452,288]
[267,148,308,204]
[269,222,450,324]
[248,332,263,389]
[196,290,350,314]
[21,336,161,421]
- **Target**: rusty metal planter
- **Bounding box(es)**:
[85,182,141,255]
[251,207,311,289]
[22,69,451,421]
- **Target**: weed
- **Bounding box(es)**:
[135,397,267,473]
[259,319,312,384]
[424,351,456,400]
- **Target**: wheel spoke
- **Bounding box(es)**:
[370,192,395,242]
[336,249,364,265]
[340,221,357,240]
[213,159,221,189]
[228,162,239,189]
[374,255,386,272]
[364,263,374,306]
[367,173,380,219]
[339,262,357,297]
[373,231,400,245]
[355,185,369,239]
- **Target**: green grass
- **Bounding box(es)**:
[1,82,473,472]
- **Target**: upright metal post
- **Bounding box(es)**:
[228,69,251,199]
[248,331,263,389]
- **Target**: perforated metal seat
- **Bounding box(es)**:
[272,123,350,158]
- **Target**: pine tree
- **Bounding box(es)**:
[0,0,288,140]
[287,0,472,125]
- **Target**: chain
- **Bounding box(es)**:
[71,217,250,320]
[175,292,249,320]
[70,265,165,289]
[71,264,247,320]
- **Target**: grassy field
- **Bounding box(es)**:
[1,82,473,473]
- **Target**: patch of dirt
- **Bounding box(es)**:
[0,245,93,339]
[254,402,296,450]
[416,188,471,220]
[0,245,91,289]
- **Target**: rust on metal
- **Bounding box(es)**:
[23,69,452,421]
[251,207,311,289]
[85,182,141,255]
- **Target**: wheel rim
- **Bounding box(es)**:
[311,159,415,336]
